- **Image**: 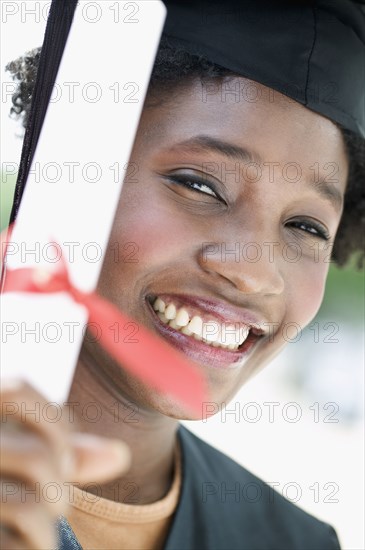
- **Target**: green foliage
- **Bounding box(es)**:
[320,262,364,321]
[0,173,16,232]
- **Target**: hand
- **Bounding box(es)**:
[0,379,131,549]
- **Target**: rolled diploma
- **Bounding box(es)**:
[1,1,167,403]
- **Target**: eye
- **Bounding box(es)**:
[287,219,330,241]
[166,173,221,200]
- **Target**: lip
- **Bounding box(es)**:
[145,295,264,370]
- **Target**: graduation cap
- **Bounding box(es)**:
[161,0,365,138]
[2,0,364,409]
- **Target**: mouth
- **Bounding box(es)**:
[145,293,265,370]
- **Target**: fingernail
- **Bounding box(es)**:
[0,378,23,392]
[60,449,76,477]
[108,439,131,468]
[74,433,113,449]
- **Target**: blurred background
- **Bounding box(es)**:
[1,5,364,549]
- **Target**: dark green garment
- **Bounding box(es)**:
[57,424,341,550]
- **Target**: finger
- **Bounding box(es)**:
[0,431,64,482]
[0,525,29,550]
[0,381,69,455]
[1,431,131,495]
[0,502,57,550]
[0,476,66,517]
[1,381,132,486]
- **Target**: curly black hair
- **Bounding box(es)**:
[5,37,365,268]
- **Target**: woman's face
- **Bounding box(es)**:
[87,77,348,419]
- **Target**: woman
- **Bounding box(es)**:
[1,1,364,549]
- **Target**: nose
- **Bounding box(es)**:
[198,240,285,296]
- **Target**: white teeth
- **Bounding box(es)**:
[169,318,180,330]
[157,312,168,323]
[154,298,166,313]
[152,296,250,351]
[165,303,176,320]
[220,324,250,347]
[239,326,250,345]
[175,308,189,327]
[187,315,203,335]
[181,325,193,336]
[202,320,220,342]
[223,325,238,346]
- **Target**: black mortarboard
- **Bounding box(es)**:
[162,0,365,138]
[9,0,365,224]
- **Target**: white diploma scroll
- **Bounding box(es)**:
[1,1,167,402]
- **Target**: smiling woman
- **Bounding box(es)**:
[92,66,350,415]
[1,1,365,550]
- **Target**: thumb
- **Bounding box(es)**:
[64,433,131,484]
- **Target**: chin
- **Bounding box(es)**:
[141,392,207,421]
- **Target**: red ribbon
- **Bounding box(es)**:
[1,230,207,415]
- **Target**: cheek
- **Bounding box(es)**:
[99,180,196,291]
[122,211,182,261]
[284,261,329,331]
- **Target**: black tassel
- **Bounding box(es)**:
[9,0,78,224]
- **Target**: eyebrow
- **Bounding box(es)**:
[312,179,343,213]
[169,135,263,164]
[164,134,344,213]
